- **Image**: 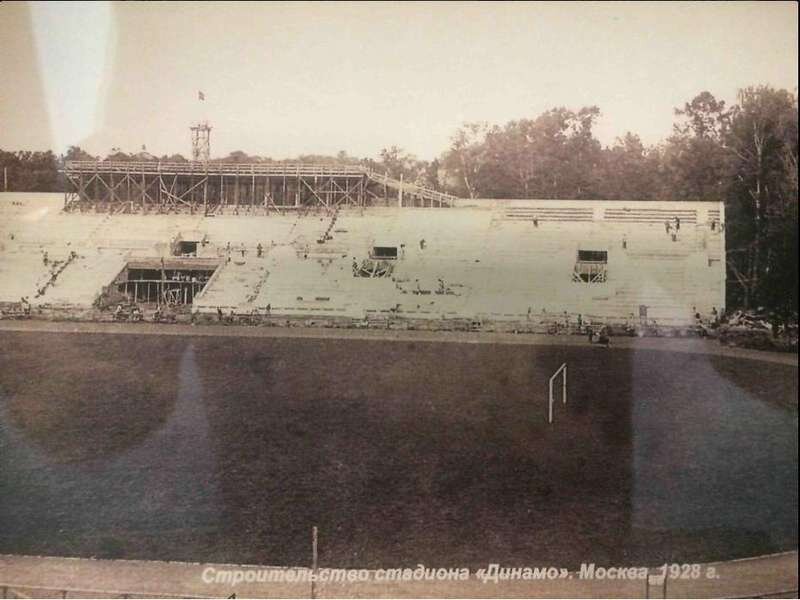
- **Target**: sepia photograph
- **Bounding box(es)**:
[0,1,797,598]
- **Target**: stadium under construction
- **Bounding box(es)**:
[0,186,725,330]
[2,132,797,600]
[0,121,724,327]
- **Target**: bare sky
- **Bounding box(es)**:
[1,1,797,160]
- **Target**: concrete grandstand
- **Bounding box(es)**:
[0,191,724,328]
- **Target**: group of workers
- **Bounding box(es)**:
[216,305,271,324]
[114,303,143,322]
[527,306,719,345]
[224,242,269,264]
[112,303,182,323]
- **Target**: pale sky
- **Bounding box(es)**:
[1,1,797,160]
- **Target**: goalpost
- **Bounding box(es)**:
[548,362,567,424]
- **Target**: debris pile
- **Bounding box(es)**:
[719,309,798,352]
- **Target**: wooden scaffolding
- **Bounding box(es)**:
[62,161,457,214]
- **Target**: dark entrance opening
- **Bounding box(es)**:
[573,249,608,283]
[175,241,198,256]
[371,246,398,260]
[577,250,608,263]
[114,259,219,306]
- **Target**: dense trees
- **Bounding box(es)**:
[440,108,604,199]
[0,150,60,192]
[1,85,796,316]
[65,146,97,162]
[440,121,492,198]
[597,133,661,201]
[659,91,729,202]
[723,87,798,314]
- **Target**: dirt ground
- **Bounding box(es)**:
[0,330,796,570]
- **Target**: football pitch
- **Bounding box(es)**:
[0,330,796,569]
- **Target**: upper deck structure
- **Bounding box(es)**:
[62,160,457,213]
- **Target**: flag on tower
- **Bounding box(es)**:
[198,91,205,101]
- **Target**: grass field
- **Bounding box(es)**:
[0,330,796,569]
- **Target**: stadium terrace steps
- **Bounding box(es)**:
[499,206,595,222]
[193,257,268,310]
[0,252,54,303]
[603,207,698,223]
[0,249,125,308]
[38,253,127,306]
[0,195,725,326]
[90,239,158,250]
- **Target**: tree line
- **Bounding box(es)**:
[1,85,796,317]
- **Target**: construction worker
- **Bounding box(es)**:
[597,325,611,347]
